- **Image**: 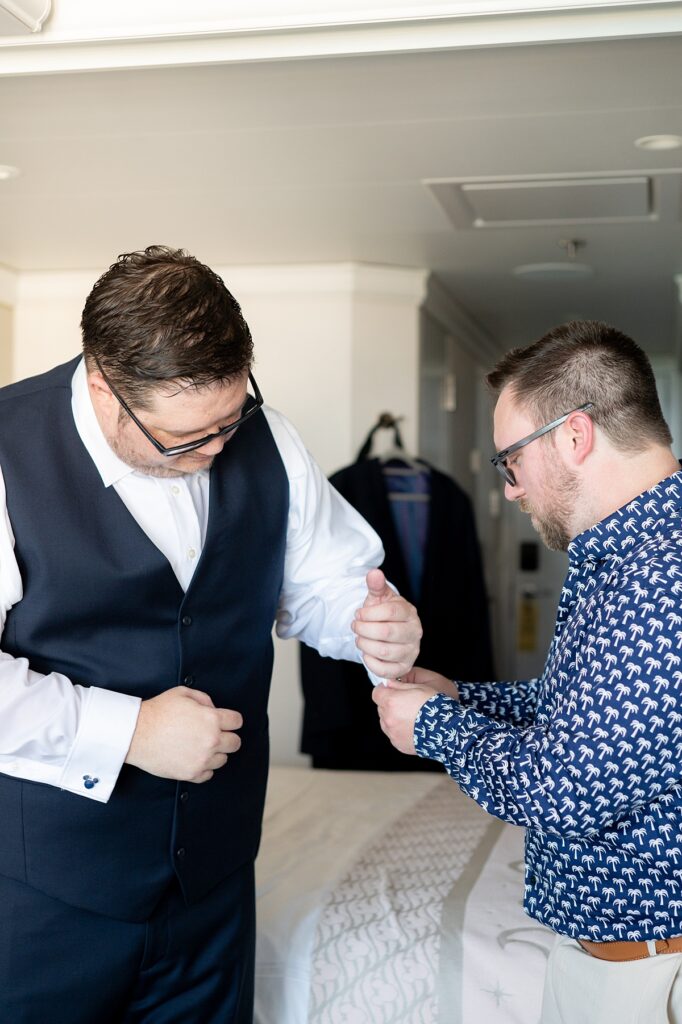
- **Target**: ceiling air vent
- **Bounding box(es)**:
[423,171,668,229]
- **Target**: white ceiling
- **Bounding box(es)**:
[1,30,681,352]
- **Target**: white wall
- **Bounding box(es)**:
[0,267,16,388]
[9,259,428,765]
[0,305,11,387]
[350,269,426,457]
[14,271,93,379]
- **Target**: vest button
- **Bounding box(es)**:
[181,615,192,627]
[183,674,194,687]
[180,791,189,804]
[176,847,186,860]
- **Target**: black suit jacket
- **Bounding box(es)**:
[300,458,494,770]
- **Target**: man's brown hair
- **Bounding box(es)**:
[486,320,672,452]
[81,245,254,409]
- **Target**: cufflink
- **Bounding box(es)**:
[83,775,100,790]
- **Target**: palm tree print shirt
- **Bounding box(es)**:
[415,471,682,941]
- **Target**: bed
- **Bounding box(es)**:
[254,766,555,1024]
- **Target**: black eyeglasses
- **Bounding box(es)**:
[491,402,594,487]
[95,359,264,457]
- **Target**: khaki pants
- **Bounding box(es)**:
[541,935,682,1024]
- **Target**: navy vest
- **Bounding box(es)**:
[0,358,289,922]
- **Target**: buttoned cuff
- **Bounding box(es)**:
[59,686,141,803]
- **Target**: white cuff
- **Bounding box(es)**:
[365,664,386,687]
[59,686,141,803]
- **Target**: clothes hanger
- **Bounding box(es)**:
[356,412,426,475]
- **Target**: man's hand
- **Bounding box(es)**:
[352,568,422,679]
[125,686,243,783]
[372,672,456,755]
[393,667,459,699]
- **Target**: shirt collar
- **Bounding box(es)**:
[71,357,137,488]
[568,469,682,566]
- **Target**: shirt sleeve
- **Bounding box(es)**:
[414,575,682,838]
[458,678,541,727]
[264,408,386,675]
[0,466,140,803]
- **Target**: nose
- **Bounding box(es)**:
[201,434,228,456]
[504,478,524,502]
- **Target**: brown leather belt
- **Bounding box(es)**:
[579,937,682,962]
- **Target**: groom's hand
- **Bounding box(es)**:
[351,568,422,679]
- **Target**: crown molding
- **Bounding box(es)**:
[1,2,680,76]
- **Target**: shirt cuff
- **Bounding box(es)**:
[59,686,141,803]
[365,664,385,687]
[413,693,465,765]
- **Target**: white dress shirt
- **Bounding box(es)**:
[0,359,384,803]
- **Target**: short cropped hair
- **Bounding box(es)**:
[486,320,672,452]
[81,245,253,409]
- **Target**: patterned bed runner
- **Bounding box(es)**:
[308,778,500,1023]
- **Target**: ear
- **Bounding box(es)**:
[562,409,594,467]
[87,369,110,399]
[86,367,119,420]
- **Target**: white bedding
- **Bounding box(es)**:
[254,767,554,1024]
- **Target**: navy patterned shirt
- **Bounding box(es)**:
[415,471,682,941]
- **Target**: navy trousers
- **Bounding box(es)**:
[0,862,255,1024]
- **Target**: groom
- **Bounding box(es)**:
[0,245,421,1024]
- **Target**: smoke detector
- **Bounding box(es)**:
[513,239,593,281]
